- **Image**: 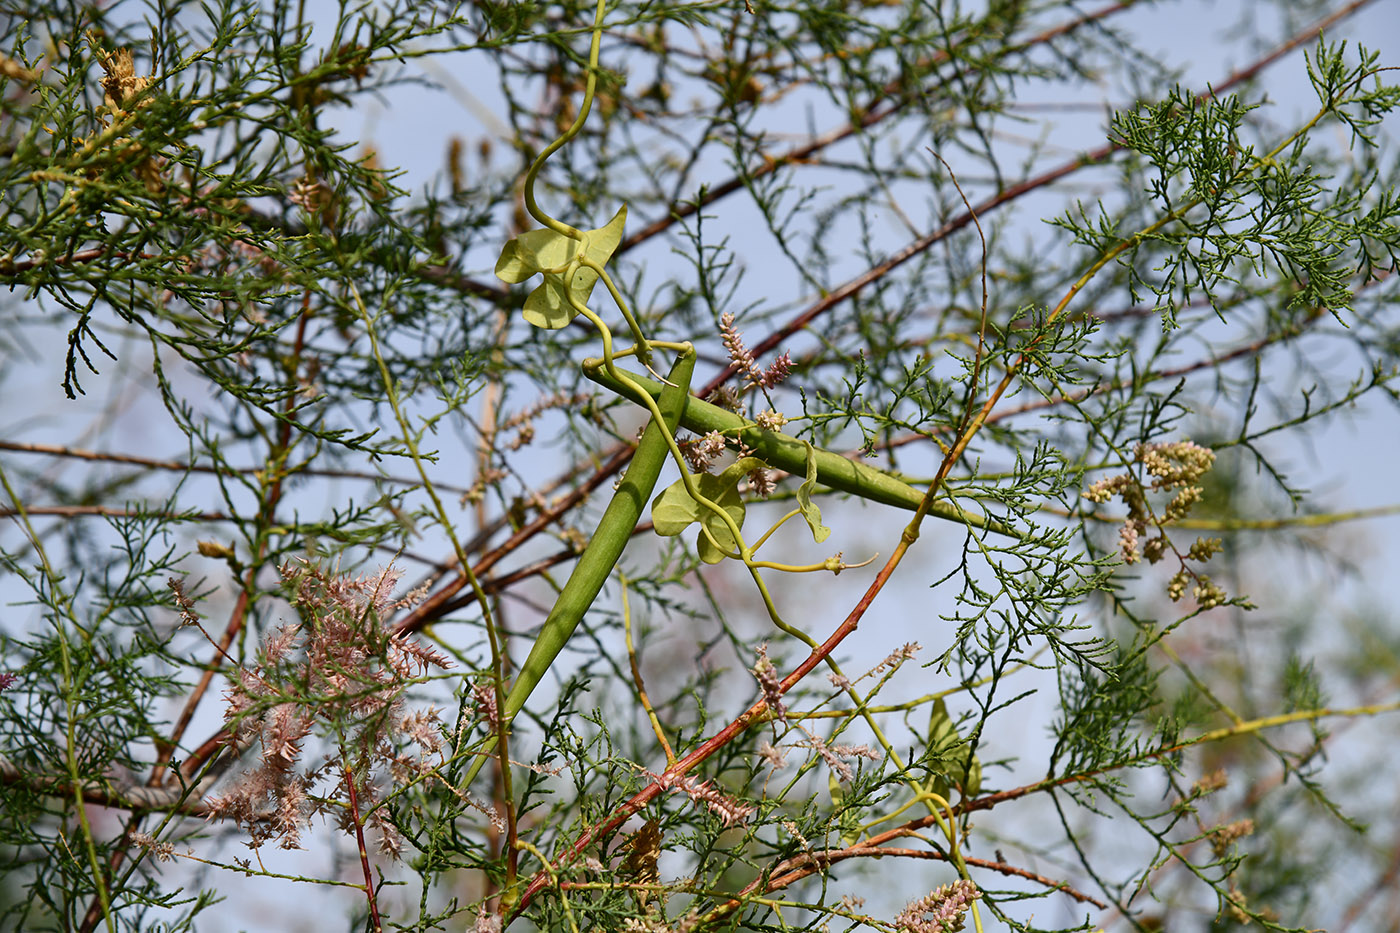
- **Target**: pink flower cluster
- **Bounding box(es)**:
[651,770,756,827]
[719,312,792,391]
[205,562,449,855]
[894,879,981,933]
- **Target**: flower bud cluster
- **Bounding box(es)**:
[681,430,728,473]
[754,409,787,431]
[205,562,451,856]
[894,879,981,933]
[720,312,792,391]
[1083,439,1226,607]
[1209,818,1256,857]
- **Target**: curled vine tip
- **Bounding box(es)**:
[828,552,877,575]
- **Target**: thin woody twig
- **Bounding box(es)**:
[753,846,1107,909]
[0,440,480,497]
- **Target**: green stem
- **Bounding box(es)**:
[0,464,115,933]
[521,0,609,238]
[582,360,1019,537]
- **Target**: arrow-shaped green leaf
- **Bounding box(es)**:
[494,204,628,329]
[796,439,831,543]
[924,698,983,801]
[651,457,764,564]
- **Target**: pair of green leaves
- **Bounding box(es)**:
[651,439,830,564]
[494,205,628,329]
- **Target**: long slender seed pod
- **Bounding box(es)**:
[462,348,696,786]
[581,359,1018,539]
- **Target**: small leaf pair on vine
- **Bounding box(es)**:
[494,204,627,329]
[652,437,831,564]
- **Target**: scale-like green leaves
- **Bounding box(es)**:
[494,205,628,328]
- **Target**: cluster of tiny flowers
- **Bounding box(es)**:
[653,771,756,827]
[758,741,787,768]
[893,879,981,933]
[751,645,787,721]
[719,312,792,391]
[1168,569,1226,607]
[1083,440,1216,564]
[746,464,775,498]
[475,905,502,933]
[288,175,331,213]
[461,467,507,506]
[498,391,593,452]
[817,644,917,697]
[1164,565,1220,610]
[1191,768,1229,797]
[399,708,444,755]
[795,737,880,783]
[682,430,729,473]
[1209,818,1255,857]
[207,562,449,856]
[1139,440,1215,489]
[1080,472,1132,505]
[873,643,922,676]
[471,681,500,730]
[283,561,432,624]
[127,830,176,862]
[1224,882,1277,925]
[1083,440,1228,606]
[1192,575,1227,609]
[1187,536,1224,561]
[755,643,885,782]
[0,672,15,692]
[95,45,150,113]
[782,819,811,850]
[754,409,787,431]
[86,43,166,192]
[708,385,744,413]
[167,577,200,627]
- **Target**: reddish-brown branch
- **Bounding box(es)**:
[0,755,220,817]
[389,440,637,635]
[344,763,384,933]
[749,845,1107,910]
[0,247,157,275]
[78,283,324,933]
[0,505,228,521]
[0,440,479,497]
[878,301,1336,455]
[880,263,1390,457]
[415,264,507,302]
[401,0,1373,645]
[510,505,930,912]
[699,0,1374,399]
